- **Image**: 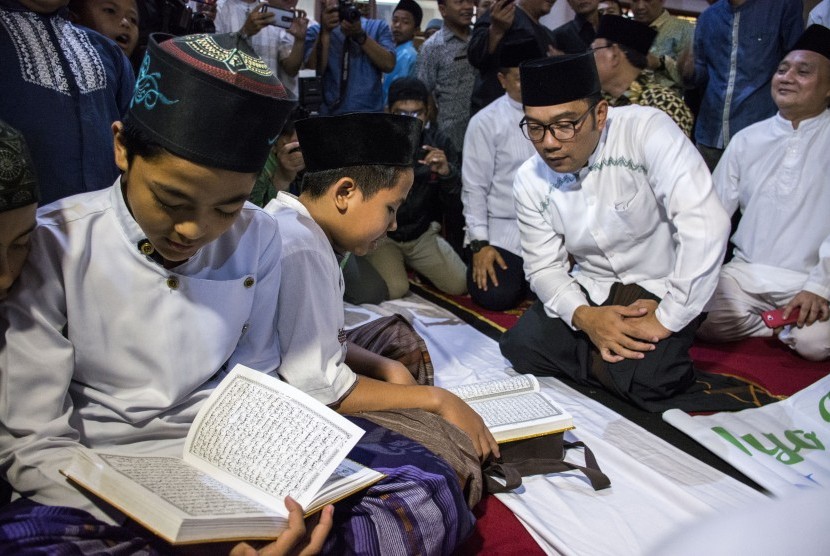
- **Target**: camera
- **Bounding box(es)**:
[338,0,361,22]
[160,0,216,35]
[298,75,323,115]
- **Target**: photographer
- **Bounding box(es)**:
[304,0,395,114]
[215,0,309,96]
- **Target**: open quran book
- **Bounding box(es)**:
[61,364,384,545]
[447,374,574,443]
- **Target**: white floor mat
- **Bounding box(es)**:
[345,294,766,555]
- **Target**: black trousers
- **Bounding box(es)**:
[500,283,699,411]
[466,246,529,312]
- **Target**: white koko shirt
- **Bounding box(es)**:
[513,105,730,332]
[0,181,283,519]
[712,109,830,300]
[264,193,358,406]
[462,94,537,255]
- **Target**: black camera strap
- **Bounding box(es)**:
[317,30,352,112]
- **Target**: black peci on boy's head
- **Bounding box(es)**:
[296,113,422,199]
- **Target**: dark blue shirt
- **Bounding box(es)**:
[0,1,135,204]
[690,0,803,149]
[304,18,395,115]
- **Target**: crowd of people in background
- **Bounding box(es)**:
[0,0,828,553]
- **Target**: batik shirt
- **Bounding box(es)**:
[603,72,694,137]
[416,25,476,152]
[647,9,694,94]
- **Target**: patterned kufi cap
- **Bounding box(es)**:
[126,33,296,173]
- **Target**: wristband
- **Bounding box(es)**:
[355,31,368,45]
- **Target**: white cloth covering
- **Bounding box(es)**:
[711,110,830,301]
[214,0,300,95]
[0,182,283,520]
[264,193,358,406]
[347,293,766,556]
[461,93,537,254]
[513,105,730,332]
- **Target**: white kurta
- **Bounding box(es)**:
[712,110,830,300]
[461,94,537,255]
[513,105,730,332]
[264,193,357,406]
[0,182,283,519]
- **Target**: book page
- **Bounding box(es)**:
[99,454,271,517]
[446,374,539,402]
[184,365,365,510]
[468,391,563,429]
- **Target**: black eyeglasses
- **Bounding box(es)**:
[519,102,598,143]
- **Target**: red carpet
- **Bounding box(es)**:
[690,338,829,397]
[455,496,546,556]
[415,284,830,554]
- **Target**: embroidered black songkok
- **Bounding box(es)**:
[126,33,296,173]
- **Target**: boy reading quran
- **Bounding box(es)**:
[0,32,476,555]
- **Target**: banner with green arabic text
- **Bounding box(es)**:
[663,375,830,496]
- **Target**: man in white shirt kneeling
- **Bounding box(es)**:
[500,51,730,411]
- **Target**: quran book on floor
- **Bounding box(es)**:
[447,374,574,443]
[61,365,384,545]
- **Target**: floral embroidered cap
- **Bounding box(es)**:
[595,15,657,57]
[296,113,422,172]
[126,33,296,173]
[520,52,601,107]
[790,24,830,61]
[0,120,39,212]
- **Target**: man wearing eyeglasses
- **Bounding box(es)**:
[500,52,731,411]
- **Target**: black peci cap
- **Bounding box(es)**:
[520,52,601,107]
[596,15,657,57]
[296,113,422,172]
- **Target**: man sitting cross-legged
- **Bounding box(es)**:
[696,25,830,362]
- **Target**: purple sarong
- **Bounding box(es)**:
[0,418,474,555]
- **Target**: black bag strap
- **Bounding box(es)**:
[481,459,523,493]
[482,440,611,494]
